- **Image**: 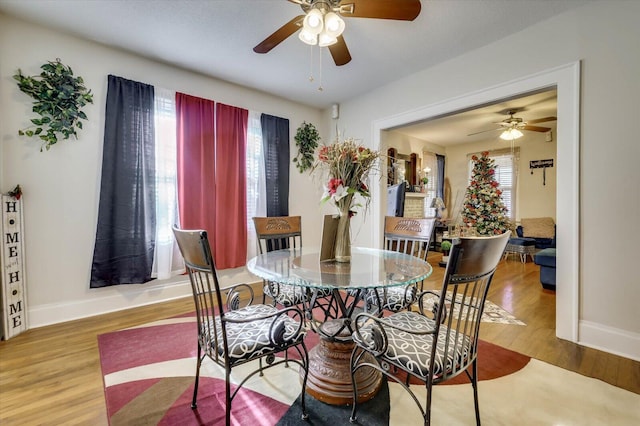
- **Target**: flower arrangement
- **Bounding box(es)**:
[316,138,380,217]
[314,137,380,262]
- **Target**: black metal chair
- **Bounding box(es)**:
[253,216,332,310]
[350,232,510,425]
[364,216,436,313]
[172,226,310,425]
[253,216,309,307]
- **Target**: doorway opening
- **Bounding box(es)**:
[369,62,580,342]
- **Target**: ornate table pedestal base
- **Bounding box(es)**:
[300,320,382,405]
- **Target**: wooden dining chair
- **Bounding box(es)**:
[172,226,310,425]
[350,232,510,425]
[364,216,436,313]
[253,216,332,310]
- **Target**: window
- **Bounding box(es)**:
[152,88,183,279]
[93,75,288,286]
[422,152,438,216]
[246,111,266,259]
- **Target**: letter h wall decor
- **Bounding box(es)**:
[0,194,28,339]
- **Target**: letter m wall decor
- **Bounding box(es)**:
[0,193,28,339]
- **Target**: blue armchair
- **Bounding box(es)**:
[517,217,556,290]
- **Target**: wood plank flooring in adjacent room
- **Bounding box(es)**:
[0,253,638,425]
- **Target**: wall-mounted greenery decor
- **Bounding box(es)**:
[293,121,320,173]
[13,59,93,152]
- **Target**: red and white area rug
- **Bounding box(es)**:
[98,313,639,425]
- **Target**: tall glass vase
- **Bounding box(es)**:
[334,196,353,263]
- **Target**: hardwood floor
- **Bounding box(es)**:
[0,255,638,425]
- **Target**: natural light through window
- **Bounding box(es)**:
[153,88,183,279]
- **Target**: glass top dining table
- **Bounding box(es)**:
[247,246,433,405]
[247,246,433,292]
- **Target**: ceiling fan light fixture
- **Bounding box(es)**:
[298,28,318,45]
[303,8,324,35]
[324,12,345,37]
[500,128,524,141]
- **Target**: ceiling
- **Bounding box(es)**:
[0,0,589,110]
[391,88,558,146]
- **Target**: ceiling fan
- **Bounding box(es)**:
[253,0,422,66]
[468,110,557,140]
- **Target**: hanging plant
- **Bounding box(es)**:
[293,121,320,173]
[13,58,93,152]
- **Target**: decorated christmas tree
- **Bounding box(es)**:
[461,151,511,235]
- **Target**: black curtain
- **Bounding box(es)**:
[436,154,445,200]
[261,114,290,217]
[90,75,156,287]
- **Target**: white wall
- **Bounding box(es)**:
[332,1,640,360]
[0,14,325,327]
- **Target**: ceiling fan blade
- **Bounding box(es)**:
[467,128,500,137]
[328,35,352,66]
[522,125,551,132]
[340,0,421,21]
[527,116,557,124]
[253,15,304,54]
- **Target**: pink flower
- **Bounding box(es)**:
[327,178,343,194]
[318,146,329,161]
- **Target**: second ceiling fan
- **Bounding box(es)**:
[253,0,422,66]
[468,110,557,140]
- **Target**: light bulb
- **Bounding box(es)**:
[500,128,523,140]
[324,12,345,37]
[298,28,318,45]
[318,31,337,47]
[303,9,324,35]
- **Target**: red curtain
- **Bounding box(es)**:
[176,94,248,269]
[175,93,216,252]
[214,103,248,268]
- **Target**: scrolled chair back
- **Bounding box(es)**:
[350,231,511,425]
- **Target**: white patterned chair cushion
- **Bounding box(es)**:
[264,282,332,307]
[353,311,472,379]
[364,286,417,312]
[264,282,309,306]
[209,304,306,362]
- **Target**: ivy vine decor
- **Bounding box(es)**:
[293,121,320,173]
[13,58,93,151]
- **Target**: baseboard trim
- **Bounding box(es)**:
[28,276,266,329]
[28,279,193,328]
[579,320,640,362]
